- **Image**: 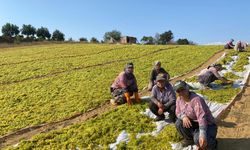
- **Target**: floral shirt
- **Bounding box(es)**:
[176,92,215,138]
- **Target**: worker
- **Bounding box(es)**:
[148,61,170,91]
[198,64,232,89]
[234,41,248,52]
[110,62,140,105]
[224,39,235,49]
[149,74,176,122]
[174,80,217,149]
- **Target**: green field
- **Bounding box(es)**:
[0,44,222,136]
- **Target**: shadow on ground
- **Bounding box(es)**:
[217,138,250,150]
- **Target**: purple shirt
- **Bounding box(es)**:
[176,92,215,138]
[151,83,176,107]
[111,71,138,91]
[199,66,222,79]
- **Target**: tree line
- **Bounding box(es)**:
[0,23,65,43]
[0,23,193,45]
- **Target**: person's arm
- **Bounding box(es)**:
[151,87,159,105]
[175,98,187,119]
[210,68,227,82]
[119,73,128,91]
[193,97,208,140]
[163,84,176,109]
[151,87,163,108]
[229,42,234,48]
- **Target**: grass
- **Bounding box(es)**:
[223,72,242,80]
[6,103,156,150]
[232,51,250,72]
[0,44,222,135]
[197,88,240,103]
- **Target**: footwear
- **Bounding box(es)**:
[134,92,141,103]
[110,99,117,106]
[180,139,194,147]
[124,92,132,105]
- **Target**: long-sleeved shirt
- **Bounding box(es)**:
[234,41,248,51]
[150,68,170,83]
[176,92,215,139]
[151,83,176,108]
[199,66,222,79]
[111,71,138,92]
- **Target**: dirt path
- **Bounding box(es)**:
[0,49,225,148]
[217,73,250,150]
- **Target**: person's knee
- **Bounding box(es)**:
[193,132,199,146]
[148,101,157,110]
[175,118,182,128]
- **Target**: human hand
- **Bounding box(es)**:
[158,108,164,115]
[198,136,207,149]
[182,116,192,128]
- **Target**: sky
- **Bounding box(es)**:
[0,0,249,44]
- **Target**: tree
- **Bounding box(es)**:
[90,37,99,43]
[36,27,51,40]
[141,36,154,44]
[79,37,88,42]
[1,23,20,37]
[52,29,65,41]
[21,24,36,38]
[154,33,160,45]
[159,30,173,44]
[176,38,190,45]
[103,30,121,43]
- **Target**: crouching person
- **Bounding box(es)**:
[198,64,232,89]
[148,61,170,91]
[174,80,217,149]
[110,62,140,106]
[149,74,176,122]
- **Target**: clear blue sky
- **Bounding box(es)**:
[0,0,249,44]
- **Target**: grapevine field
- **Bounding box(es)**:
[2,43,249,149]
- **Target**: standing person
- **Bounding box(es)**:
[234,41,248,52]
[224,39,235,49]
[198,64,232,89]
[110,62,140,106]
[174,80,217,149]
[148,61,170,91]
[149,74,176,122]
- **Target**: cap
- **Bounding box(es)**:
[154,61,161,66]
[125,62,134,68]
[173,80,188,91]
[156,74,166,82]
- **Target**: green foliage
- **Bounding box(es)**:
[197,88,240,103]
[79,37,88,42]
[52,29,65,41]
[7,104,155,150]
[159,30,173,44]
[36,27,51,40]
[90,37,99,43]
[176,38,190,45]
[223,72,241,80]
[1,23,20,37]
[0,44,221,135]
[141,36,154,44]
[184,76,198,83]
[125,125,181,149]
[232,51,250,72]
[103,30,121,43]
[21,24,36,37]
[218,50,238,65]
